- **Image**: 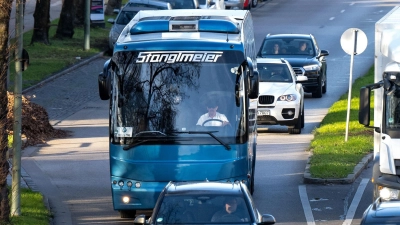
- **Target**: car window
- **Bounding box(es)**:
[116,10,138,25]
[257,63,293,83]
[154,194,251,224]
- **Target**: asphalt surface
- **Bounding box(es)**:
[4,0,376,221]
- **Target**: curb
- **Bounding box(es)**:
[303,153,373,184]
[22,52,106,94]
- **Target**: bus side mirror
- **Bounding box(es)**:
[359,87,370,126]
[98,59,111,100]
[248,70,259,99]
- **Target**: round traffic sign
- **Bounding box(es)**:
[340,28,368,55]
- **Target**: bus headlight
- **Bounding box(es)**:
[122,196,130,204]
[380,187,400,201]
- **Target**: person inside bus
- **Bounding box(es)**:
[211,197,249,222]
[196,100,229,126]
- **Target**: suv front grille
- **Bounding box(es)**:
[259,95,274,104]
[293,67,305,76]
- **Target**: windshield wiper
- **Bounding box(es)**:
[168,131,231,150]
[123,137,192,150]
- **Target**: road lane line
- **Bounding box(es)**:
[299,185,315,225]
[342,178,369,225]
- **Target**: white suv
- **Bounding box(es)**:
[256,58,307,134]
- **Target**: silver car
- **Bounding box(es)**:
[108,0,172,51]
[198,0,225,9]
[158,0,199,9]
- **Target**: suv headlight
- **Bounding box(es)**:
[303,65,320,71]
[278,94,296,102]
[380,187,400,201]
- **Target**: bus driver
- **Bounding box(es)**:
[196,100,229,127]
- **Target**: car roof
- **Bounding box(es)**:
[164,181,245,195]
[126,0,172,9]
[264,33,313,39]
[257,57,288,64]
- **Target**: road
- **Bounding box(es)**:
[19,0,399,224]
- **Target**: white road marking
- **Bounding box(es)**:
[299,185,316,225]
[329,17,335,20]
[342,178,370,225]
[341,10,345,13]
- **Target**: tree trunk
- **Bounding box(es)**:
[55,0,75,39]
[74,0,85,26]
[30,0,51,45]
[105,0,122,16]
[0,0,12,222]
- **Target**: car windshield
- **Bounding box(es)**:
[116,10,138,25]
[259,38,315,57]
[154,194,251,224]
[257,63,293,83]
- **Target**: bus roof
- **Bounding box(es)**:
[116,9,249,46]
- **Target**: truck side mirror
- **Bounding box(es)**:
[359,87,370,126]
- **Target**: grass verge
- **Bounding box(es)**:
[5,188,52,225]
[8,18,113,90]
[308,66,375,178]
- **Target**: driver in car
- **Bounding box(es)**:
[196,100,229,126]
[211,197,249,222]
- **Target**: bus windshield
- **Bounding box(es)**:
[110,50,247,146]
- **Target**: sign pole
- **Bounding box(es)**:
[345,29,358,142]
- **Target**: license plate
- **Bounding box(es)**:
[257,110,270,116]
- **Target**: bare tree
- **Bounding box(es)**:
[105,0,122,16]
[30,0,51,45]
[55,0,75,39]
[0,0,13,222]
[74,0,85,26]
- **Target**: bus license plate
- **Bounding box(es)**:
[258,110,270,116]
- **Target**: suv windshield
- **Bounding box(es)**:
[258,38,315,57]
[257,63,293,83]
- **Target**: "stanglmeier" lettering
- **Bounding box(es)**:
[136,51,223,63]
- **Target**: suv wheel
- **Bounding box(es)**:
[252,0,258,8]
[312,77,323,98]
[322,77,327,94]
[288,115,302,134]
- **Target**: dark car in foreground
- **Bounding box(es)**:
[257,34,329,98]
[360,198,400,224]
[133,181,276,225]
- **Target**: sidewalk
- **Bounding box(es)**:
[6,53,108,189]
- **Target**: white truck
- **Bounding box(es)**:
[359,5,400,201]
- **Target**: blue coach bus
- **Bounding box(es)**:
[98,9,259,218]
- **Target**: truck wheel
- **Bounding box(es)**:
[119,210,137,218]
[312,77,323,98]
